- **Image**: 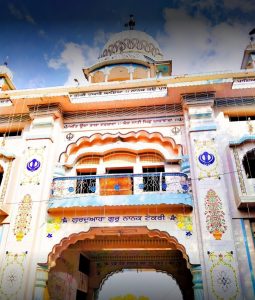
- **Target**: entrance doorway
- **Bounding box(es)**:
[47,227,194,300]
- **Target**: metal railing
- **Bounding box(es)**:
[51,172,190,198]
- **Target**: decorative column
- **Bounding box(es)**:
[103,67,110,82]
[88,73,94,83]
[191,265,204,300]
[133,155,143,194]
[0,144,15,214]
[33,264,49,300]
[127,66,135,80]
[183,92,243,300]
[147,68,151,78]
[0,103,63,300]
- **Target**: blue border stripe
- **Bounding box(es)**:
[241,219,255,295]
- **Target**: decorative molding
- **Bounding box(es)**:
[28,103,62,119]
[99,37,162,58]
[47,227,189,268]
[229,135,255,147]
[190,125,217,132]
[169,78,232,88]
[0,161,12,204]
[232,77,255,89]
[0,148,15,160]
[64,116,184,131]
[60,130,183,166]
[0,114,30,126]
[69,86,167,103]
[232,148,246,195]
[48,192,193,210]
[63,104,183,123]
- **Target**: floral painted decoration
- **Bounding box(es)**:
[46,217,62,238]
[170,214,193,237]
[205,189,227,240]
[13,195,32,242]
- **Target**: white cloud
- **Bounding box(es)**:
[8,3,36,24]
[223,0,255,13]
[158,8,250,75]
[27,75,46,89]
[38,29,47,38]
[25,14,36,25]
[47,42,100,86]
[8,3,23,19]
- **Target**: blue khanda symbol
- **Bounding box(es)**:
[198,151,215,166]
[27,158,41,172]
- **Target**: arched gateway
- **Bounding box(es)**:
[45,227,194,300]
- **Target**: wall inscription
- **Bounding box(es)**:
[64,116,184,131]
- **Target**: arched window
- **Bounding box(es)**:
[243,148,255,178]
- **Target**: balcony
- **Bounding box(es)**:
[48,172,192,213]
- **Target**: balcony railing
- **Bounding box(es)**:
[51,172,190,199]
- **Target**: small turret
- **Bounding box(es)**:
[0,64,15,91]
[241,28,255,70]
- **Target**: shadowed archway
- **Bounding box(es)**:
[47,227,194,300]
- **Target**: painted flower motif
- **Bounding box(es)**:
[217,271,232,291]
[172,214,193,236]
[46,217,62,237]
[177,222,184,230]
[205,190,227,238]
[186,224,193,232]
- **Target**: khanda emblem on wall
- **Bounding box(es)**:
[198,151,215,166]
[26,159,41,172]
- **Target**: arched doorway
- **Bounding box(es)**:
[47,227,194,300]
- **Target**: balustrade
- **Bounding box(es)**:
[51,172,190,198]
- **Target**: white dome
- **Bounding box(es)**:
[98,30,164,63]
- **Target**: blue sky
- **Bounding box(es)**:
[0,0,254,89]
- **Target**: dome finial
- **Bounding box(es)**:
[124,14,136,30]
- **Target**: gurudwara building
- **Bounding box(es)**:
[0,22,255,300]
